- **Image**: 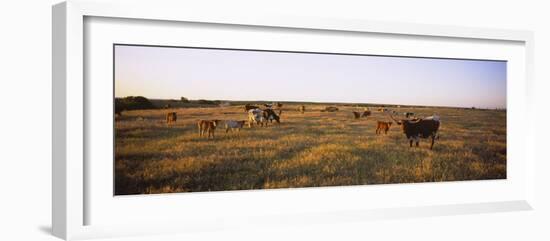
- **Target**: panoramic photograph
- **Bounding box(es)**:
[114,44,507,195]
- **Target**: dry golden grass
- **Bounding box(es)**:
[114,104,506,195]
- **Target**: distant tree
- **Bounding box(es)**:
[197,99,221,105]
[180,97,190,103]
[115,96,155,114]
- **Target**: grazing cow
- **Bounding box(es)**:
[390,114,440,149]
[244,104,259,112]
[352,111,361,119]
[263,108,281,125]
[299,105,306,114]
[198,119,221,139]
[405,112,415,118]
[166,112,177,124]
[248,108,266,127]
[376,121,393,135]
[362,110,372,117]
[224,120,246,133]
[324,106,339,112]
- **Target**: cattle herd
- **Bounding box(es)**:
[161,104,441,149]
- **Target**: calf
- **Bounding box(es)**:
[376,121,392,135]
[391,114,440,149]
[198,119,220,139]
[166,112,177,124]
[225,120,246,133]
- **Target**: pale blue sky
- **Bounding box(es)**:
[114,45,506,108]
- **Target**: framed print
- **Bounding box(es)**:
[52,0,535,240]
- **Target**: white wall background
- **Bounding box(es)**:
[0,0,548,240]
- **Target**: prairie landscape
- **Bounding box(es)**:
[114,44,507,195]
[114,103,506,195]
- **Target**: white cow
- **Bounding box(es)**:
[248,108,265,127]
[225,120,246,132]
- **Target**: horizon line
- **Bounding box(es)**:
[114,95,507,109]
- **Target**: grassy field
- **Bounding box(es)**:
[114,103,506,195]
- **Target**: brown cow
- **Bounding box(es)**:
[390,114,440,149]
[362,110,372,117]
[166,112,177,124]
[352,111,361,119]
[376,121,392,135]
[299,105,306,114]
[198,119,221,139]
[244,104,259,112]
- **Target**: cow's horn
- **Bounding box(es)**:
[408,118,422,123]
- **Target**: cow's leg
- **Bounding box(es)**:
[415,137,419,147]
[430,135,435,149]
[409,137,413,147]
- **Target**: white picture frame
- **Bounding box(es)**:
[52,1,535,240]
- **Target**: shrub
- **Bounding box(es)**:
[180,97,190,103]
[115,96,155,114]
[197,99,221,105]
